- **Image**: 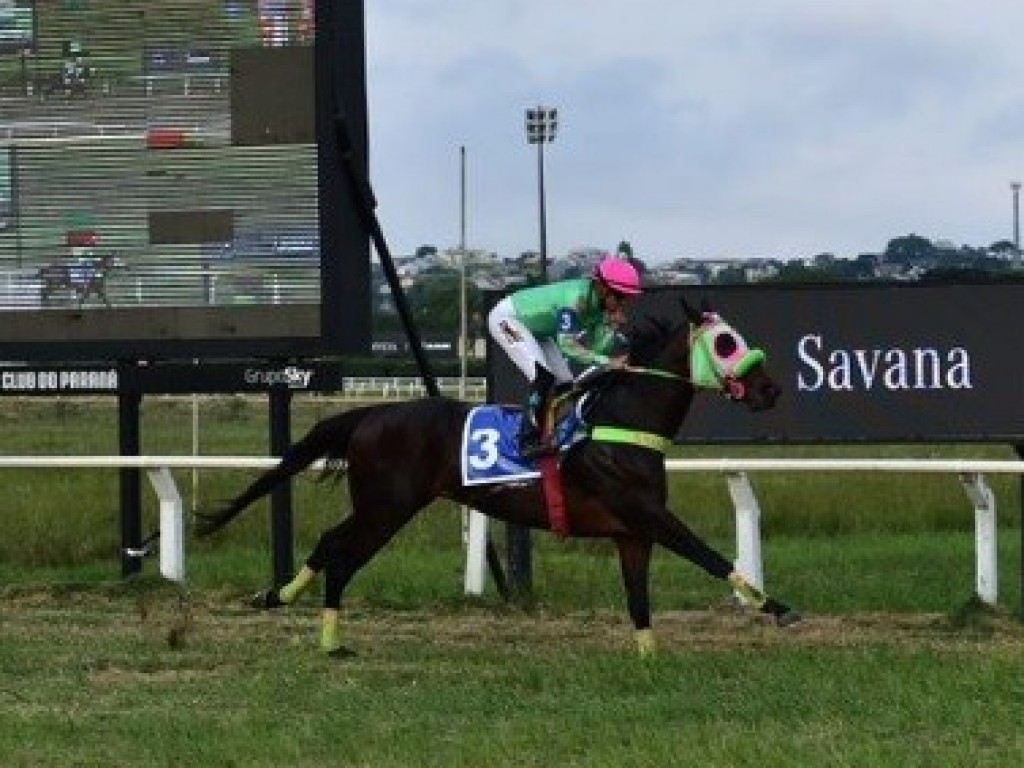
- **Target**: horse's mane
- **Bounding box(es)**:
[625,312,687,368]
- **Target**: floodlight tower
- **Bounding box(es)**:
[525,106,558,283]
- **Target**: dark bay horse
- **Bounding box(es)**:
[39,255,119,308]
[195,300,800,656]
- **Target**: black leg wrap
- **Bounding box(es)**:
[762,597,802,626]
[250,588,285,611]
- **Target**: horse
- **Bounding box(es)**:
[39,255,119,308]
[195,299,801,657]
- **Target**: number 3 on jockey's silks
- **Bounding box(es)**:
[468,427,500,470]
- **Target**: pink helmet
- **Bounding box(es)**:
[594,257,641,295]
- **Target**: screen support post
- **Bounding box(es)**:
[269,383,294,587]
[118,372,142,578]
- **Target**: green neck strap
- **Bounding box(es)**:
[591,426,670,454]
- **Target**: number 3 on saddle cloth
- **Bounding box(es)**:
[460,393,587,537]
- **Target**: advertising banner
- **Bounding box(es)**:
[0,360,347,395]
[490,282,1024,444]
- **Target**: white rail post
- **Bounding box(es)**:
[726,470,764,594]
[959,472,998,605]
[463,509,489,595]
[146,467,185,583]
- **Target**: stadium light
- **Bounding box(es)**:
[525,106,558,283]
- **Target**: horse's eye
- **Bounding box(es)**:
[714,332,738,358]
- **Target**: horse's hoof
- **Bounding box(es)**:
[250,589,285,611]
[775,609,802,627]
[762,597,801,627]
[326,645,358,660]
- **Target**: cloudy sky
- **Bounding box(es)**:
[363,1,1024,263]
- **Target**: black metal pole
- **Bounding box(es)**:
[269,385,294,587]
[537,140,547,284]
[1016,444,1024,619]
[507,525,532,596]
[334,115,439,397]
[118,385,142,578]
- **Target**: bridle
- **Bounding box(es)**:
[609,312,766,402]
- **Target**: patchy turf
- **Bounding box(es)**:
[2,582,1024,767]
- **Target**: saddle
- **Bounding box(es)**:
[537,372,609,455]
[461,369,618,537]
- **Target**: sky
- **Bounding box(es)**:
[363,1,1024,264]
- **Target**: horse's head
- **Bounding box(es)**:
[629,297,781,412]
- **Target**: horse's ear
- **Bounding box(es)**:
[680,296,704,325]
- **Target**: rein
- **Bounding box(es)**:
[620,365,681,381]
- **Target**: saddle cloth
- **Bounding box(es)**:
[460,403,587,487]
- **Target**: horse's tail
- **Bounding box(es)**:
[193,406,375,538]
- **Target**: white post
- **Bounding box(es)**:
[463,510,489,595]
[959,472,998,605]
[146,467,185,583]
[726,471,764,593]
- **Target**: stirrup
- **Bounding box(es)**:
[518,421,553,459]
[520,442,554,460]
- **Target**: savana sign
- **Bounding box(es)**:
[794,333,973,393]
[486,282,1020,445]
[632,282,1024,444]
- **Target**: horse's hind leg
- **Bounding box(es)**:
[252,517,362,611]
[316,504,428,655]
[276,491,427,655]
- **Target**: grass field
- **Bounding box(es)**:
[1,397,1023,766]
[3,579,1023,768]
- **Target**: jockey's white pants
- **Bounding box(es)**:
[487,297,574,384]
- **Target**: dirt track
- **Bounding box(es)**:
[5,584,1022,658]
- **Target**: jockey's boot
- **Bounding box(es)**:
[519,365,555,460]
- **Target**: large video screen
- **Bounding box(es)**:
[0,0,370,361]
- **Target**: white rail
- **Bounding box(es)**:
[0,456,327,583]
[666,460,1013,607]
[0,457,1018,606]
[467,458,1024,606]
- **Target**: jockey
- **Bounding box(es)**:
[487,255,643,458]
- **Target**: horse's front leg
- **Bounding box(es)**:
[614,537,656,658]
[614,495,801,628]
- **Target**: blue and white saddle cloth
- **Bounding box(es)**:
[460,403,588,486]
